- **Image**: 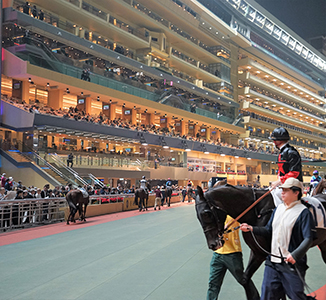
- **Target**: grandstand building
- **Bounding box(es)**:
[0,0,325,189]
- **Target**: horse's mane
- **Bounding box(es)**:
[313,179,326,195]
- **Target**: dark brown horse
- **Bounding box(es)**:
[134,183,151,212]
[66,189,89,224]
[195,184,326,288]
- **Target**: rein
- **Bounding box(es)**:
[225,187,275,232]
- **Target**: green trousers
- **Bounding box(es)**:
[207,252,259,300]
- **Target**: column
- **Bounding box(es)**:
[84,96,92,115]
[48,89,63,110]
[180,120,186,136]
[166,116,173,129]
[206,127,211,141]
[193,124,200,138]
[131,109,137,125]
[21,80,30,103]
[149,113,156,126]
[109,103,117,120]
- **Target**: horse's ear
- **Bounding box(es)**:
[197,186,204,199]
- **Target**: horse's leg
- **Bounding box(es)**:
[242,233,268,283]
[139,196,143,212]
[83,204,88,222]
[145,194,148,211]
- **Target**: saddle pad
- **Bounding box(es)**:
[302,196,326,228]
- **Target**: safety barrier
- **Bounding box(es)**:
[0,192,183,232]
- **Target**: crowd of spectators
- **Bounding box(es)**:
[3,95,322,159]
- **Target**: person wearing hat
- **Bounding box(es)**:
[309,170,322,195]
[1,173,6,188]
[240,178,315,300]
[269,127,303,205]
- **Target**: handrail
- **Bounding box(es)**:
[48,153,88,186]
[88,173,105,188]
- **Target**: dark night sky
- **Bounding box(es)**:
[255,0,326,41]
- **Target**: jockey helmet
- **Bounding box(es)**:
[142,175,146,179]
[269,127,290,141]
[313,170,319,175]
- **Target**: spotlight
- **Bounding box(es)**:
[97,96,100,101]
[66,88,70,94]
[134,106,136,109]
[46,83,50,87]
[28,78,32,82]
[81,92,83,96]
[110,99,112,103]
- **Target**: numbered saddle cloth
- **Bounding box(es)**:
[78,188,89,198]
[302,196,326,228]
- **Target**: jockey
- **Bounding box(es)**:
[309,170,322,195]
[77,185,89,198]
[270,127,303,206]
[140,176,148,194]
[166,178,172,188]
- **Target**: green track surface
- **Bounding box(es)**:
[0,205,324,299]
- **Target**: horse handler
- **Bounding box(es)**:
[240,178,315,300]
[154,186,161,210]
[207,215,260,300]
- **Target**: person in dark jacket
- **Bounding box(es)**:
[22,2,30,14]
[38,9,44,21]
[269,127,302,205]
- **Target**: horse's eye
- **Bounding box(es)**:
[202,211,214,223]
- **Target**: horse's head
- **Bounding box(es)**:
[195,186,227,251]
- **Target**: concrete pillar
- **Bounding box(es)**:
[131,109,137,125]
[84,97,92,115]
[166,116,173,129]
[79,29,86,39]
[193,124,200,138]
[206,127,211,140]
[21,80,30,103]
[48,89,63,110]
[180,120,186,136]
[149,113,156,125]
[109,103,117,120]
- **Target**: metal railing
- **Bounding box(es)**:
[88,173,105,188]
[48,153,88,186]
[0,197,67,232]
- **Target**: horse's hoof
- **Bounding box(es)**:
[139,209,142,212]
[154,207,156,210]
[159,207,161,210]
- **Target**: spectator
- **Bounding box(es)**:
[4,179,12,191]
[0,187,6,200]
[1,173,6,188]
[22,1,30,15]
[17,180,23,190]
[38,9,44,21]
[31,5,37,18]
[67,153,74,168]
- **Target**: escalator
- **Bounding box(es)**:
[1,140,85,187]
[47,153,89,187]
[6,34,61,72]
